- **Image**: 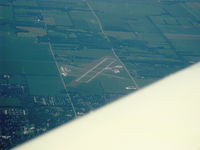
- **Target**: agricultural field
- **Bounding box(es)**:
[0,0,200,149]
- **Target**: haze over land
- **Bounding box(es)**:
[0,0,200,149]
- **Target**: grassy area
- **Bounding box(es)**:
[0,6,13,20]
[1,0,200,148]
[27,76,64,96]
[0,97,21,106]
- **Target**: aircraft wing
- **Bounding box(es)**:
[15,62,200,150]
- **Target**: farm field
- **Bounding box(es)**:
[0,0,200,149]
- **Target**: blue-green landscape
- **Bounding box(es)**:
[0,0,200,149]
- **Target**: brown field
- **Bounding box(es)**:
[165,33,200,40]
[105,31,135,40]
[187,2,200,8]
[16,26,46,37]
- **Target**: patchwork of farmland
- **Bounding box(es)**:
[0,0,200,148]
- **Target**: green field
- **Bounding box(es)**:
[1,0,200,148]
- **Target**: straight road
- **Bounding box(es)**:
[42,10,77,117]
[84,0,139,89]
